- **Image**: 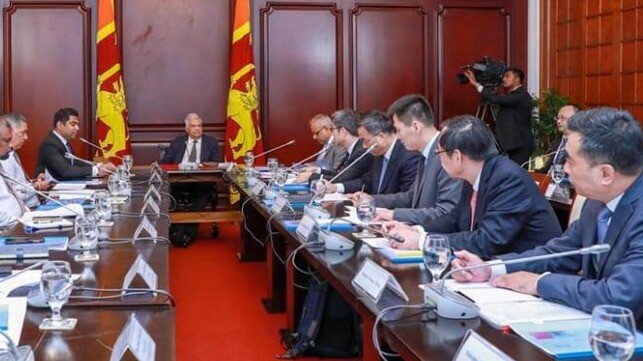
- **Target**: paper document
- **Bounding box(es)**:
[0,297,28,345]
[53,182,87,190]
[321,193,348,202]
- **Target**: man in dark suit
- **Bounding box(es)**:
[161,113,222,246]
[324,110,420,195]
[361,95,462,226]
[452,108,643,329]
[385,115,561,259]
[535,104,578,173]
[465,67,534,165]
[35,108,115,180]
[308,110,373,184]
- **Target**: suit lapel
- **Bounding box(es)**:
[414,141,438,206]
[378,140,400,192]
[471,157,495,229]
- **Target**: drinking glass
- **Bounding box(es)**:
[590,305,636,361]
[550,164,565,188]
[310,179,326,205]
[107,174,120,196]
[423,234,451,283]
[74,214,99,262]
[39,261,77,330]
[93,190,112,224]
[356,196,376,237]
[267,158,278,175]
[122,154,133,171]
[244,151,255,169]
[274,168,288,191]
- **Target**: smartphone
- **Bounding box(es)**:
[4,237,44,245]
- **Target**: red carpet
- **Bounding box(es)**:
[169,224,359,361]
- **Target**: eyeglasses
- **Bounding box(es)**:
[434,148,452,155]
[312,126,328,136]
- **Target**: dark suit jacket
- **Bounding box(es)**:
[316,139,373,184]
[425,155,562,258]
[536,136,566,174]
[373,138,463,225]
[341,140,421,194]
[35,131,93,180]
[503,174,643,329]
[160,134,221,164]
[481,86,534,153]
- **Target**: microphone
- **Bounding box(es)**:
[286,148,328,170]
[328,144,377,183]
[0,171,84,218]
[520,150,558,169]
[424,244,611,319]
[253,140,296,159]
[79,137,124,161]
[64,153,115,174]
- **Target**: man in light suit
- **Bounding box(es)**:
[384,115,561,259]
[161,113,222,247]
[35,108,115,180]
[296,114,346,181]
[535,104,579,173]
[0,117,26,227]
[451,108,643,329]
[324,110,421,195]
[364,94,462,226]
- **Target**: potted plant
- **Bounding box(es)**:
[532,90,570,157]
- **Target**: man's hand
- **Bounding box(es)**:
[323,180,338,194]
[346,192,363,203]
[373,208,394,222]
[33,179,53,191]
[464,69,480,88]
[295,171,313,183]
[98,162,116,177]
[451,250,491,283]
[381,221,420,250]
[491,271,539,296]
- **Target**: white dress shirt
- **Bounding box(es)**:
[0,162,25,225]
[0,151,39,208]
[181,137,202,164]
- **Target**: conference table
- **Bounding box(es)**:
[4,175,175,360]
[233,178,640,361]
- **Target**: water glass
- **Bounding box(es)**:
[310,179,326,205]
[93,190,112,223]
[550,164,565,187]
[267,158,278,174]
[590,305,636,361]
[122,154,133,171]
[39,261,77,330]
[274,168,288,189]
[74,214,100,262]
[107,174,120,196]
[423,234,451,283]
[356,196,376,237]
[244,151,255,169]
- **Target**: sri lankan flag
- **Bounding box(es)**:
[226,0,264,203]
[95,0,130,163]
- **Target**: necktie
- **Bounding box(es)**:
[377,157,389,194]
[338,151,350,171]
[411,157,427,208]
[188,141,197,162]
[593,205,612,272]
[65,142,74,165]
[470,190,478,231]
[318,142,330,161]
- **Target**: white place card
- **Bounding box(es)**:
[148,171,162,184]
[133,216,158,241]
[143,185,161,203]
[122,254,158,293]
[251,181,266,197]
[352,258,409,303]
[303,205,330,219]
[139,197,160,217]
[295,214,317,239]
[110,313,156,361]
[270,195,290,214]
[453,330,514,361]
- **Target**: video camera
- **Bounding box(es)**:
[456,56,507,88]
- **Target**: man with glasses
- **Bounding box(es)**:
[384,115,561,259]
[536,104,579,173]
[0,117,27,227]
[323,110,421,195]
[451,109,643,328]
[307,113,346,171]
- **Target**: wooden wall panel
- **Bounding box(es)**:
[542,0,643,122]
[351,4,429,112]
[259,3,341,162]
[2,1,92,174]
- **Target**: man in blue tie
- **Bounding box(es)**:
[451,108,643,329]
[323,110,421,195]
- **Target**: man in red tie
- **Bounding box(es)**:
[383,115,562,259]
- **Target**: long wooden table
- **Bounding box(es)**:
[234,179,638,361]
[5,178,175,360]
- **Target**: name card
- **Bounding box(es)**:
[303,205,331,220]
[453,330,514,361]
[270,195,290,214]
[295,214,317,240]
[251,181,266,197]
[122,254,158,293]
[144,185,161,203]
[133,216,158,241]
[139,197,161,217]
[352,258,409,303]
[148,171,163,184]
[110,313,156,361]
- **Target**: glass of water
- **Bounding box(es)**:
[550,164,565,188]
[590,305,636,361]
[107,174,120,196]
[356,196,376,237]
[39,261,77,330]
[423,234,451,283]
[310,179,326,205]
[244,151,255,169]
[274,168,288,191]
[267,157,278,174]
[93,190,112,224]
[74,214,99,262]
[122,154,133,171]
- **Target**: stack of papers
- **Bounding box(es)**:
[53,182,87,191]
[362,238,423,263]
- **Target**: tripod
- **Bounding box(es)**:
[475,94,505,155]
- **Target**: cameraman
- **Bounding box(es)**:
[465,67,534,165]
